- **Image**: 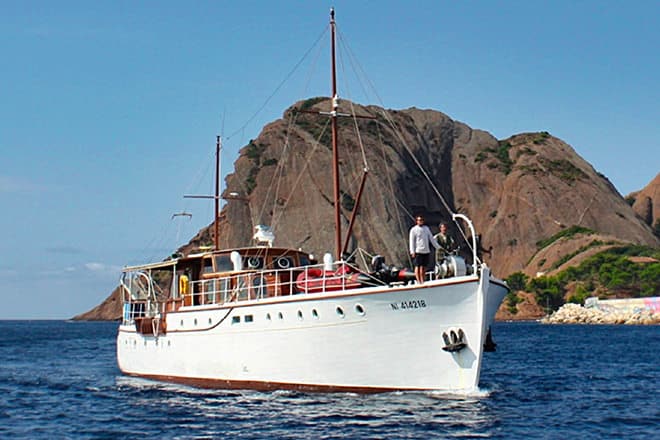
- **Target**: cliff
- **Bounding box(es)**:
[628,172,660,235]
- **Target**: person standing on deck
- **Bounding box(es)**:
[409,215,440,284]
[434,222,456,263]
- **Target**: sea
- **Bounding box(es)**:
[0,321,657,439]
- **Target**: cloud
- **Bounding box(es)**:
[84,262,122,274]
[31,262,121,279]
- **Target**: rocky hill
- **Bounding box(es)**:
[74,99,659,321]
[628,172,660,235]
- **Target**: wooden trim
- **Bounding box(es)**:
[120,371,427,394]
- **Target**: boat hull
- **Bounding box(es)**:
[117,273,508,392]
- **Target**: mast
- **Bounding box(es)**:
[184,136,222,251]
[214,135,221,250]
[330,7,342,261]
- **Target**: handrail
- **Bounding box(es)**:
[452,213,479,276]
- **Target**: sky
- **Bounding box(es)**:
[1,1,658,319]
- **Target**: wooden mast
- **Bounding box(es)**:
[214,135,221,250]
[184,136,222,251]
[330,8,342,261]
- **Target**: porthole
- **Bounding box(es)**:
[276,257,291,269]
[208,318,213,325]
[168,340,171,347]
[194,318,198,326]
[336,306,345,318]
[278,312,284,320]
[312,309,319,319]
[180,319,184,327]
[297,310,303,320]
[355,304,365,316]
[266,313,272,321]
[247,256,263,269]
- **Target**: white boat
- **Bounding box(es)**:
[116,9,509,393]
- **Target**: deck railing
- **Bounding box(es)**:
[120,261,384,324]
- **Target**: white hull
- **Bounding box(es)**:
[117,270,507,392]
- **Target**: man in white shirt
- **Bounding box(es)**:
[409,215,440,284]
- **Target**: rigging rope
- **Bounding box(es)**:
[225,25,329,142]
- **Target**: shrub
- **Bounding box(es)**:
[528,275,565,313]
[506,291,523,314]
[505,272,528,291]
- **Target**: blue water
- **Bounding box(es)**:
[0,321,658,439]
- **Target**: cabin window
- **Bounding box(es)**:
[355,304,365,316]
[312,309,319,319]
[278,312,284,320]
[266,313,272,321]
[336,306,345,318]
[245,315,254,323]
[297,310,303,320]
[245,256,264,269]
[214,255,233,272]
[232,316,240,324]
[203,258,214,274]
[299,255,311,266]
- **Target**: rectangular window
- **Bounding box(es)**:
[231,316,240,324]
[244,315,254,323]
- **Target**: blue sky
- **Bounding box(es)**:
[1,1,658,319]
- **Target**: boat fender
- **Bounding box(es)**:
[442,327,467,352]
[231,251,242,272]
[323,253,334,271]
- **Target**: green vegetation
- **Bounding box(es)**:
[506,291,524,314]
[474,141,513,174]
[520,245,660,313]
[245,140,266,162]
[548,239,608,270]
[539,158,587,185]
[516,146,538,158]
[504,272,529,291]
[295,117,331,147]
[299,97,326,111]
[532,131,550,145]
[535,225,595,249]
[567,282,591,305]
[242,140,269,194]
[503,271,529,314]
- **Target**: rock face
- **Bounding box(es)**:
[184,100,658,272]
[628,172,660,233]
[75,99,660,320]
[72,286,123,321]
